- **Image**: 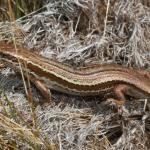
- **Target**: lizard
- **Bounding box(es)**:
[0,42,149,106]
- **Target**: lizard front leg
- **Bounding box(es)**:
[28,76,52,104]
[18,60,52,103]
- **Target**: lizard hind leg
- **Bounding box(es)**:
[106,84,148,113]
[106,84,133,113]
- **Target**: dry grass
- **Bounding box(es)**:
[0,0,150,149]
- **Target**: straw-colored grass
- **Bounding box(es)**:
[0,0,150,149]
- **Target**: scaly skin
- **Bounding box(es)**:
[0,43,150,103]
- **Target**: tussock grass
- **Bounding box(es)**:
[0,0,150,149]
